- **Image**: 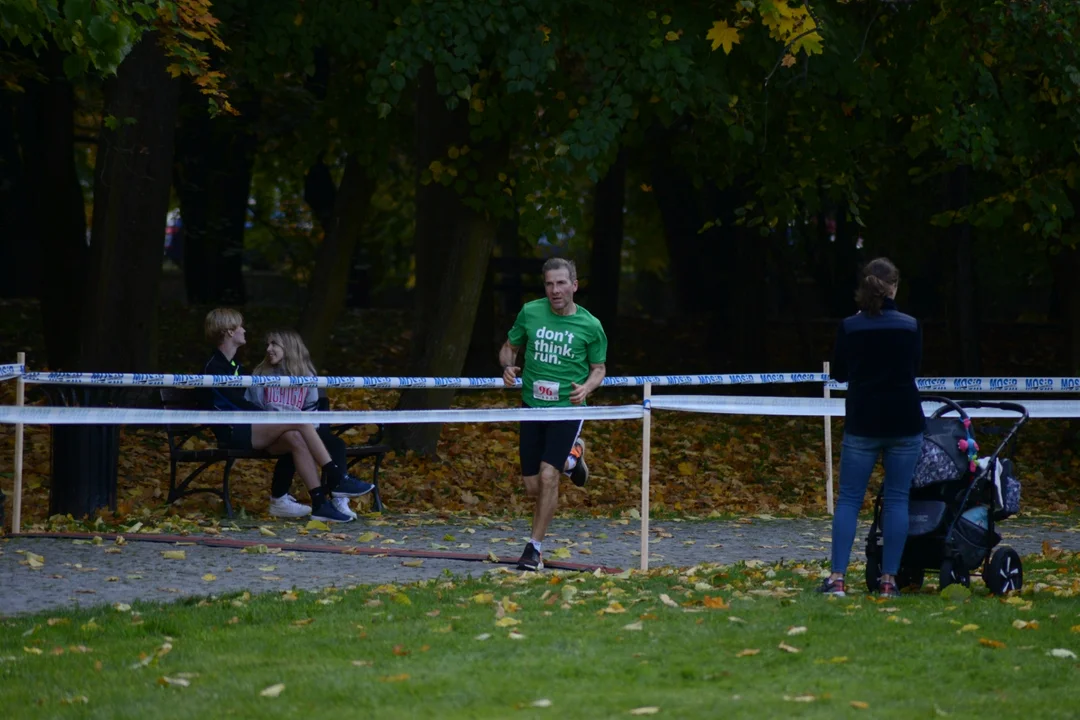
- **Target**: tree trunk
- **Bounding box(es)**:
[389,64,503,455]
[0,47,86,367]
[948,167,980,375]
[650,145,711,314]
[588,150,625,360]
[463,255,496,375]
[29,48,88,369]
[173,83,257,305]
[0,71,39,299]
[299,155,377,367]
[80,34,179,372]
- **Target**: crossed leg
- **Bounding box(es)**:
[252,424,328,491]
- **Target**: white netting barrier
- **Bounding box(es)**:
[650,396,1080,419]
[3,357,1079,570]
[0,404,644,426]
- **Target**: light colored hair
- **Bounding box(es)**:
[542,257,577,283]
[253,329,317,377]
[204,308,244,344]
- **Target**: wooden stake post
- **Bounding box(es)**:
[12,352,25,533]
[823,361,834,515]
[640,382,652,571]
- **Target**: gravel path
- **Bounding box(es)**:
[3,515,1079,616]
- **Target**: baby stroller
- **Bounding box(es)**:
[864,396,1028,594]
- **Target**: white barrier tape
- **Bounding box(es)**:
[829,378,1080,393]
[0,404,645,426]
[0,363,24,382]
[15,371,832,389]
[651,395,1080,419]
[10,370,1080,393]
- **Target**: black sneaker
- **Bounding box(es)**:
[816,577,846,597]
[331,474,375,498]
[517,543,543,571]
[568,439,589,487]
[311,500,354,523]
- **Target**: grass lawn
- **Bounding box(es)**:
[3,552,1080,719]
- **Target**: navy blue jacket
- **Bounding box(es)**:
[831,298,925,438]
[203,349,260,412]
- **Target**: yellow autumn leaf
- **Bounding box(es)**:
[735,648,760,657]
[706,20,740,54]
[778,642,801,653]
[1012,619,1039,630]
[495,616,520,627]
[602,602,627,614]
[23,647,43,655]
[979,638,1007,649]
[957,624,979,633]
[703,596,729,610]
[259,683,285,698]
[306,520,331,532]
[161,550,186,560]
[850,701,870,710]
[665,31,679,42]
[379,674,411,682]
[357,532,379,543]
[550,547,571,560]
[677,462,694,476]
[402,559,424,568]
[487,550,500,562]
[472,593,494,604]
[25,552,45,569]
[258,526,276,537]
[202,574,217,582]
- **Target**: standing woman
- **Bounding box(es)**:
[820,258,925,598]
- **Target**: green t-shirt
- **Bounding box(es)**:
[508,298,608,407]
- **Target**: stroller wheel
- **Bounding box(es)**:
[898,567,925,591]
[940,558,970,590]
[865,553,882,592]
[984,547,1023,594]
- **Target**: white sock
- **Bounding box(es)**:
[529,539,543,553]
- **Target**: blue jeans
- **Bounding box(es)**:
[831,432,923,577]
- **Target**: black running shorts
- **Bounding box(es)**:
[519,417,583,477]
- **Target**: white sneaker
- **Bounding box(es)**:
[269,494,311,518]
[332,496,357,521]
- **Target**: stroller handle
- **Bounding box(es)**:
[922,395,969,421]
[924,396,1030,424]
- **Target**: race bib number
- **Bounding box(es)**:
[533,380,560,402]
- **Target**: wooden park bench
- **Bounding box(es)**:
[160,389,390,517]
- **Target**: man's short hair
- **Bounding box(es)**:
[542,257,577,283]
[205,308,244,344]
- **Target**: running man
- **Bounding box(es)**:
[499,258,607,570]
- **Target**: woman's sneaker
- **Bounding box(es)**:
[816,577,846,596]
[878,580,901,598]
[566,439,589,487]
[311,500,354,523]
[268,494,311,518]
[332,496,358,521]
[331,474,375,498]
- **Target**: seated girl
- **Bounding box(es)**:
[246,329,367,520]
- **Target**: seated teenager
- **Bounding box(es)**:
[246,328,358,520]
[201,308,372,523]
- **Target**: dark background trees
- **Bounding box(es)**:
[3,0,1080,450]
